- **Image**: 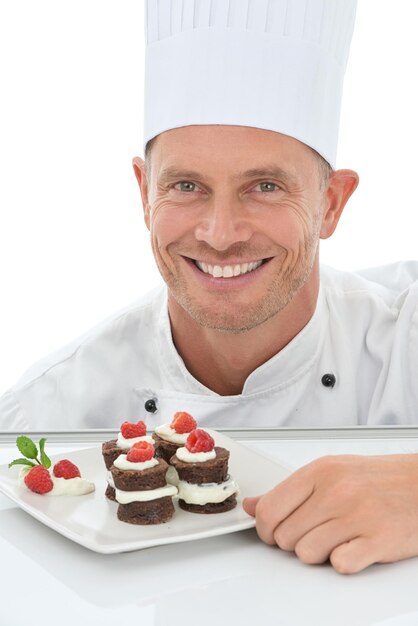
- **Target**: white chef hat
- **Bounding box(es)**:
[143,0,357,168]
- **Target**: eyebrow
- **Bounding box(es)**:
[158,165,295,185]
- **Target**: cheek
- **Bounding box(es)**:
[267,206,315,251]
[149,204,191,247]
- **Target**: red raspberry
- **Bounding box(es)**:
[53,459,81,479]
[170,411,197,434]
[120,420,147,439]
[185,429,215,453]
[24,465,53,494]
[127,441,155,463]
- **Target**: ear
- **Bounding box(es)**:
[132,156,151,230]
[320,169,359,239]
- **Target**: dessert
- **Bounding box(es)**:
[170,429,239,514]
[153,411,197,463]
[110,441,177,524]
[9,435,95,496]
[102,420,153,500]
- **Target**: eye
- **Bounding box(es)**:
[254,182,279,192]
[174,181,198,192]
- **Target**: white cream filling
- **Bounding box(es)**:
[116,433,154,450]
[113,455,159,471]
[177,477,239,505]
[175,447,216,463]
[107,470,115,488]
[195,260,263,278]
[154,424,189,444]
[115,484,178,504]
[165,466,179,486]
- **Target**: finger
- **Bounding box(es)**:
[290,518,357,564]
[254,472,315,545]
[272,488,343,551]
[330,537,379,574]
[242,496,261,517]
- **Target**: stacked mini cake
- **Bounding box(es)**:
[103,415,239,523]
[110,441,177,524]
[153,411,197,462]
[170,428,239,513]
[102,420,153,500]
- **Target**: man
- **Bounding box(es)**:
[2,0,418,573]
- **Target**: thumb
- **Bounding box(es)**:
[242,495,261,517]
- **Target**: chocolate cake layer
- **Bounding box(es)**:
[105,484,116,501]
[102,439,124,470]
[111,458,169,491]
[117,497,175,525]
[152,433,182,463]
[170,447,229,484]
[179,494,237,514]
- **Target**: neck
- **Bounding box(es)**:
[168,267,320,396]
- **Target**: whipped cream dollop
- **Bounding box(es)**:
[177,477,239,505]
[116,433,154,450]
[115,484,178,504]
[19,467,95,496]
[113,454,159,471]
[154,424,190,444]
[175,447,216,463]
[48,476,95,496]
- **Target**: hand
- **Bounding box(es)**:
[242,454,418,574]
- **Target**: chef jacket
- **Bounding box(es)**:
[1,262,417,431]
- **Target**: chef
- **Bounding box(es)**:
[2,0,418,573]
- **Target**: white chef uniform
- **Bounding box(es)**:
[1,261,417,431]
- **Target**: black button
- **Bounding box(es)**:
[144,398,157,413]
[321,373,336,388]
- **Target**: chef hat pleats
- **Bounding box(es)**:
[143,0,357,167]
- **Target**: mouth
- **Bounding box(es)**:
[188,257,272,278]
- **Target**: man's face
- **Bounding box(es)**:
[142,125,327,333]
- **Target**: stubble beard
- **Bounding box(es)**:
[158,234,320,335]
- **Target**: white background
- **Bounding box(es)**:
[0,0,417,394]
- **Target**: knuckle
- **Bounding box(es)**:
[330,549,358,575]
[273,524,295,551]
[294,541,323,565]
[255,497,271,526]
[330,554,352,575]
[253,499,276,545]
[326,479,357,504]
[309,455,335,473]
[255,525,275,545]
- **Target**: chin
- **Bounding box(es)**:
[173,293,290,334]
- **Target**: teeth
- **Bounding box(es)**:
[195,259,263,278]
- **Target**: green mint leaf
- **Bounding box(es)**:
[16,435,38,459]
[8,458,36,468]
[39,438,51,469]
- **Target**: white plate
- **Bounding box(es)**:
[0,430,291,554]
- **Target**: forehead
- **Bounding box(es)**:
[150,125,317,181]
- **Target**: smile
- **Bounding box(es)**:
[192,259,267,278]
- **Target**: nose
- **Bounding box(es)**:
[194,195,253,251]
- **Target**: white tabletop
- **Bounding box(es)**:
[2,428,418,626]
